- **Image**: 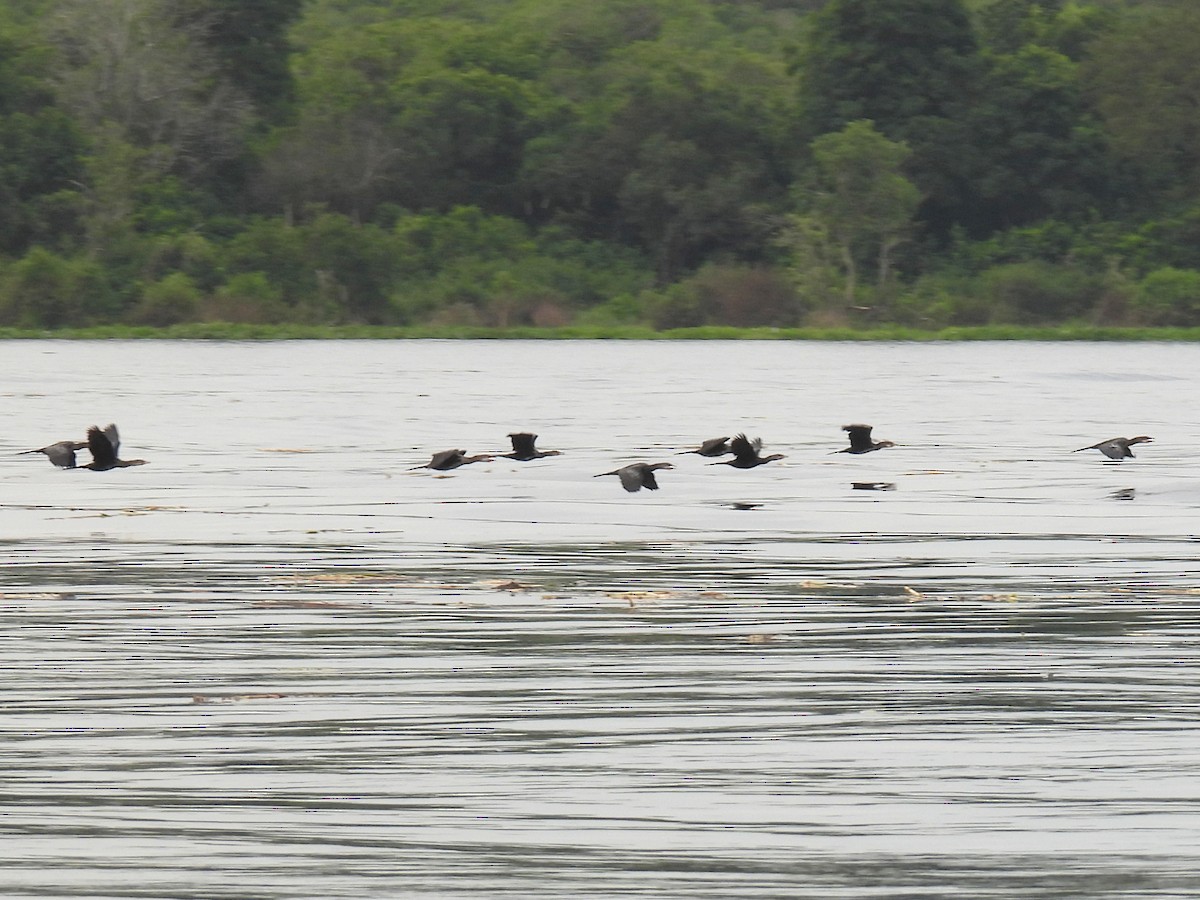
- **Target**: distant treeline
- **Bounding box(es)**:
[1,0,1199,331]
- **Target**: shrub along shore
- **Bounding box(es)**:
[2,2,1200,333]
[4,324,1200,342]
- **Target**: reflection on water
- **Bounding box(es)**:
[3,340,1200,899]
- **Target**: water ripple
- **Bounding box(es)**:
[4,341,1200,898]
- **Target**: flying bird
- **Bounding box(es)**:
[415,449,493,471]
[712,434,784,469]
[502,432,562,461]
[80,424,147,471]
[1075,436,1152,460]
[678,436,732,457]
[19,438,88,468]
[839,424,895,454]
[596,462,674,492]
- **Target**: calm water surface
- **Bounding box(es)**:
[2,340,1200,898]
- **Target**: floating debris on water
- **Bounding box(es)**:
[192,693,289,704]
[744,633,776,644]
[276,572,411,585]
[252,598,365,609]
[608,589,679,601]
[481,579,536,592]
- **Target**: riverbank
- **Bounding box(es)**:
[5,323,1200,341]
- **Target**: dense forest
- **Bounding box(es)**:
[0,0,1198,331]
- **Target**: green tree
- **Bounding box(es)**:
[777,213,840,312]
[0,19,85,253]
[1083,2,1200,202]
[222,216,313,309]
[798,0,979,135]
[522,44,794,281]
[967,44,1109,232]
[808,121,920,305]
[978,0,1115,60]
[975,260,1102,323]
[49,0,253,184]
[207,271,286,324]
[0,246,112,327]
[129,271,200,325]
[173,0,303,120]
[1134,266,1200,325]
[796,0,980,238]
[261,19,555,222]
[222,213,401,323]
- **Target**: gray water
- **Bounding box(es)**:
[3,339,1200,899]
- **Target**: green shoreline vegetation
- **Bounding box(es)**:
[6,323,1200,342]
[2,1,1200,334]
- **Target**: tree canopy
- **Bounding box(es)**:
[0,0,1198,331]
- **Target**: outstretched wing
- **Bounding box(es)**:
[428,449,464,469]
[44,441,80,468]
[1096,439,1128,459]
[20,439,87,467]
[617,466,644,492]
[1077,438,1127,459]
[729,433,761,463]
[102,423,120,457]
[87,425,118,468]
[842,424,873,453]
[508,432,537,457]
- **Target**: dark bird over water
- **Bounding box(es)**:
[19,439,88,468]
[81,424,147,471]
[839,424,895,454]
[503,432,562,461]
[1075,436,1152,460]
[416,449,493,471]
[596,462,674,492]
[712,434,784,468]
[679,436,732,457]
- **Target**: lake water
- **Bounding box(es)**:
[3,339,1200,899]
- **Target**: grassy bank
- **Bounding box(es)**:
[4,323,1200,341]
